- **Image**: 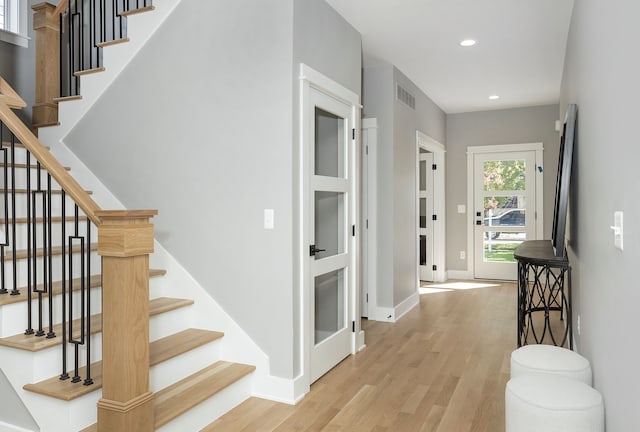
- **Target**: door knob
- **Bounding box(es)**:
[310,245,326,256]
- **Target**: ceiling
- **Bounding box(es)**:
[324,0,575,114]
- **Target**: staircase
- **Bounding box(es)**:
[0,1,260,430]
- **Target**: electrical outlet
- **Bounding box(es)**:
[460,251,466,260]
[577,315,581,335]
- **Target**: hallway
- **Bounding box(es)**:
[204,281,516,431]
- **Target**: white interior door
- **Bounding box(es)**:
[419,152,434,281]
[308,88,354,383]
[473,150,537,280]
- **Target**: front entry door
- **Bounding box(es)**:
[472,150,538,280]
[308,88,354,383]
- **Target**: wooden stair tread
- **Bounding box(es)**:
[96,37,129,48]
[150,328,223,365]
[5,216,87,225]
[23,328,223,401]
[0,163,70,170]
[2,243,98,262]
[2,141,50,150]
[0,188,93,194]
[74,67,105,77]
[0,297,192,351]
[0,268,166,307]
[120,5,155,16]
[31,121,60,128]
[154,361,255,429]
[53,95,82,103]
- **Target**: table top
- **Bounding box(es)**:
[514,240,570,267]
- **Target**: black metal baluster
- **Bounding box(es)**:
[0,144,8,295]
[83,217,92,385]
[24,150,33,335]
[33,162,45,337]
[60,191,69,380]
[9,137,19,296]
[69,204,84,383]
[46,174,55,338]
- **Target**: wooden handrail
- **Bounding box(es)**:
[53,0,68,16]
[0,77,102,225]
[0,77,27,109]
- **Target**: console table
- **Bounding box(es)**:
[514,240,572,349]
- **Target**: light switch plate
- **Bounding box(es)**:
[457,204,466,214]
[264,209,274,230]
[612,211,623,250]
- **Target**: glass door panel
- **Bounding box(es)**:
[474,152,536,280]
[314,269,345,344]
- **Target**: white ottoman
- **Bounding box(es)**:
[511,345,592,385]
[506,375,604,432]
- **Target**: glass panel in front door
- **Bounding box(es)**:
[481,159,528,263]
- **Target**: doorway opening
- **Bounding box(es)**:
[466,143,543,280]
[416,131,445,284]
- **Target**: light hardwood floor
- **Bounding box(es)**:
[204,280,518,432]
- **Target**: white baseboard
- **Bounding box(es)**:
[447,270,473,280]
[395,292,419,321]
[367,291,419,323]
[0,423,38,432]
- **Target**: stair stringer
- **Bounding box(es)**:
[37,0,184,148]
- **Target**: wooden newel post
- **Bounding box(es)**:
[32,2,60,129]
[95,210,158,432]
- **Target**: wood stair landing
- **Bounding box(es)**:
[0,296,192,351]
[80,361,256,432]
[23,328,224,401]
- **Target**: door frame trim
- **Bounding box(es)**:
[416,131,446,283]
[298,63,362,392]
[466,143,544,279]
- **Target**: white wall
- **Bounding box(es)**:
[362,63,446,309]
[445,105,560,272]
[66,0,296,378]
[293,0,361,375]
[64,0,361,381]
[392,67,445,305]
[560,1,640,429]
[0,0,36,126]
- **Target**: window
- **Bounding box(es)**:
[0,0,28,47]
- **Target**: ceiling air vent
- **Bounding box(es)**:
[396,83,415,110]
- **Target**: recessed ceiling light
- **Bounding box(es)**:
[488,95,500,100]
[459,39,477,47]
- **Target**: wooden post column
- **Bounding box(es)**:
[32,2,60,129]
[95,210,158,432]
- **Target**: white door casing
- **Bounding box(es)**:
[299,64,363,387]
[467,143,544,280]
[416,131,446,283]
[419,152,434,281]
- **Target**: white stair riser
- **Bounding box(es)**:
[22,388,102,432]
[149,305,194,342]
[0,254,101,293]
[0,167,63,190]
[149,340,221,392]
[155,373,253,432]
[0,338,101,388]
[2,222,97,252]
[1,195,93,219]
[0,288,102,337]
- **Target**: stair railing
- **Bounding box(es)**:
[32,0,152,123]
[0,78,156,431]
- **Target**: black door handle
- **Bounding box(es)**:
[310,245,326,256]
